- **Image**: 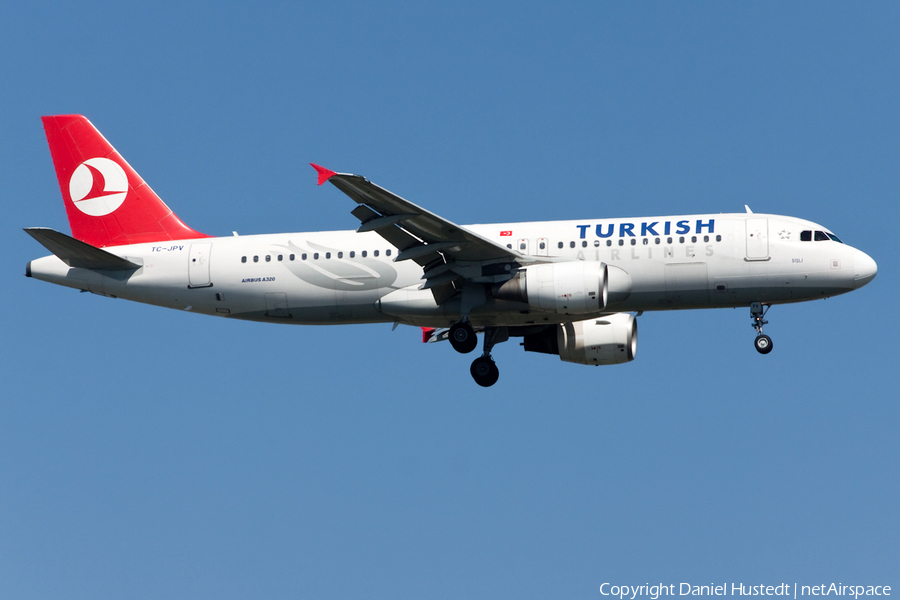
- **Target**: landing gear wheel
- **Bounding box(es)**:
[449,322,477,354]
[749,303,773,355]
[754,334,773,354]
[470,356,500,387]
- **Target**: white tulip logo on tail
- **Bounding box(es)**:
[68,157,129,216]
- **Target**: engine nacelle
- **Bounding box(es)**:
[558,313,637,365]
[522,313,637,366]
[494,261,608,315]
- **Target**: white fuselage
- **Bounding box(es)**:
[28,212,876,327]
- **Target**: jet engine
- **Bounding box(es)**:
[522,312,637,366]
[493,261,608,315]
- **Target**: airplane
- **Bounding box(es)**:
[26,115,877,387]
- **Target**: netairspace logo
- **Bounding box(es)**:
[599,584,892,600]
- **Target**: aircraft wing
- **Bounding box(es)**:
[312,164,524,263]
[312,164,541,302]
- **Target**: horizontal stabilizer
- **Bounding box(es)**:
[24,227,141,271]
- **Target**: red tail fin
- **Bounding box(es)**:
[42,115,208,248]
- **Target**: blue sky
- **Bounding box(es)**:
[2,2,898,598]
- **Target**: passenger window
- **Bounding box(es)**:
[386,249,391,256]
[253,256,259,263]
[338,252,343,258]
[557,242,563,249]
[593,240,600,247]
[507,244,512,249]
[277,254,283,261]
[667,237,673,244]
[541,241,547,249]
[302,253,307,260]
[325,252,331,259]
[374,250,379,257]
[618,239,624,246]
[606,240,612,247]
[642,238,648,245]
[362,251,367,257]
[800,230,812,241]
[290,254,295,261]
[703,235,709,243]
[241,256,247,263]
[815,231,829,241]
[655,238,660,245]
[265,255,271,262]
[631,239,637,246]
[716,235,721,242]
[314,253,319,259]
[691,236,697,243]
[350,251,355,258]
[569,241,575,248]
[679,237,684,243]
[582,241,587,248]
[520,243,526,250]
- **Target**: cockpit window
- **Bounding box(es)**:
[800,230,812,242]
[827,233,843,244]
[814,231,830,241]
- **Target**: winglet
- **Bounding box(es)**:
[310,163,337,186]
[421,327,435,343]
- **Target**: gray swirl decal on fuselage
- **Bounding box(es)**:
[273,240,399,291]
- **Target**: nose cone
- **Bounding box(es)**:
[853,250,877,288]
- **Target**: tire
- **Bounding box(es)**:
[470,356,500,387]
[449,322,478,354]
[754,334,773,355]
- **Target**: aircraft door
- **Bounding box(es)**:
[188,243,213,288]
[265,292,292,318]
[517,238,530,255]
[746,218,769,260]
[537,237,549,257]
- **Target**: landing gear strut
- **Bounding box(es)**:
[470,327,508,387]
[750,302,773,354]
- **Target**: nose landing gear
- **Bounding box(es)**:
[750,302,773,354]
[754,334,773,354]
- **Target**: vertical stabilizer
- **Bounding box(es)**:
[42,115,208,247]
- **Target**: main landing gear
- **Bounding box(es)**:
[448,321,478,354]
[449,321,508,387]
[471,327,508,387]
[470,355,500,388]
[750,302,773,355]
